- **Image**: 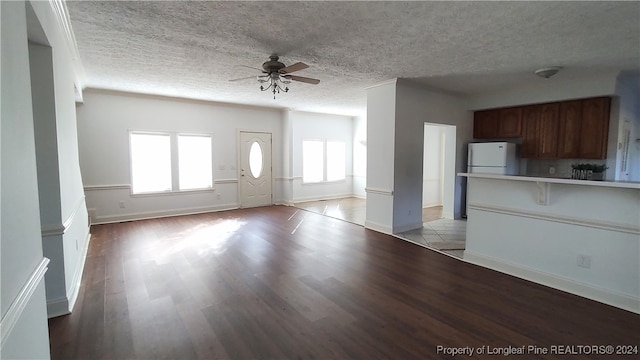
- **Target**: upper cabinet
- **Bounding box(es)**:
[498,107,522,138]
[557,100,583,158]
[538,103,560,158]
[521,103,560,159]
[473,107,522,139]
[474,96,611,159]
[578,97,610,159]
[473,110,499,139]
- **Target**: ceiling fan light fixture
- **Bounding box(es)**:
[534,66,562,79]
[230,55,320,99]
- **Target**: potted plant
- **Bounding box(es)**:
[571,163,608,181]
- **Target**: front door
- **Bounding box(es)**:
[239,131,272,208]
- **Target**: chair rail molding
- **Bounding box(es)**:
[364,187,394,196]
[83,184,131,191]
[0,258,50,347]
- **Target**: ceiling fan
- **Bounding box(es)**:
[229,55,320,98]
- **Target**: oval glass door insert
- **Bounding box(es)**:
[249,141,263,178]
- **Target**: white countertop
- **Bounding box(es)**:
[458,173,640,189]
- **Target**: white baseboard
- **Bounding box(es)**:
[46,297,70,318]
[393,221,424,233]
[274,201,295,206]
[67,231,91,313]
[46,231,91,318]
[92,204,239,225]
[293,193,355,203]
[364,220,393,235]
[464,250,640,314]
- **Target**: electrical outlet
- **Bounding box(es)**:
[119,200,125,208]
[549,166,556,175]
[577,254,591,269]
[216,193,221,200]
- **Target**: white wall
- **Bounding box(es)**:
[278,110,295,205]
[468,71,619,110]
[423,124,443,207]
[365,81,397,233]
[1,1,51,357]
[290,111,354,202]
[395,80,472,221]
[613,72,640,181]
[28,0,90,317]
[77,90,285,223]
[352,114,367,198]
[364,79,470,234]
[464,175,639,313]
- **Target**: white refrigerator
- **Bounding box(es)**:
[467,142,518,175]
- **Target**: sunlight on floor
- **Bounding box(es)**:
[152,219,247,261]
[295,197,467,259]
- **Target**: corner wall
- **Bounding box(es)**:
[352,114,367,198]
[365,81,397,233]
[290,111,355,202]
[395,80,472,222]
[1,1,51,357]
[29,0,90,317]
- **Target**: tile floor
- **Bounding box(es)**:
[294,197,467,259]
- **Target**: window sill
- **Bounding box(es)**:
[131,187,216,197]
[301,179,347,185]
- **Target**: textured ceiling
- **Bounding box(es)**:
[66,1,640,116]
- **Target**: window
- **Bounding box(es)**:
[302,139,346,183]
[178,135,213,190]
[130,132,213,194]
[130,133,172,193]
[303,140,324,183]
[327,141,346,181]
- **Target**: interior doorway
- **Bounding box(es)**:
[423,123,456,219]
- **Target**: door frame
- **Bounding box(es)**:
[237,129,274,208]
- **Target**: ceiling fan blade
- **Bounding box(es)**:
[228,75,256,82]
[287,75,320,85]
[280,62,309,74]
[236,64,264,72]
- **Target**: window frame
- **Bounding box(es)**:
[301,138,347,184]
[177,133,214,191]
[128,130,215,196]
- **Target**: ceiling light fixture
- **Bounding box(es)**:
[258,72,290,99]
[229,55,320,100]
[534,66,562,79]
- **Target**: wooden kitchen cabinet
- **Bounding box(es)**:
[521,103,560,159]
[521,106,540,158]
[557,100,583,158]
[538,103,560,158]
[475,96,610,159]
[521,103,560,158]
[474,107,521,139]
[498,107,522,137]
[473,110,499,139]
[579,97,610,159]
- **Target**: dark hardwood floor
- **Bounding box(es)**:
[49,206,639,359]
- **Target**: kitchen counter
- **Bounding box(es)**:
[459,173,640,189]
[459,172,639,313]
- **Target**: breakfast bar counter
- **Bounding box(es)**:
[458,173,640,313]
